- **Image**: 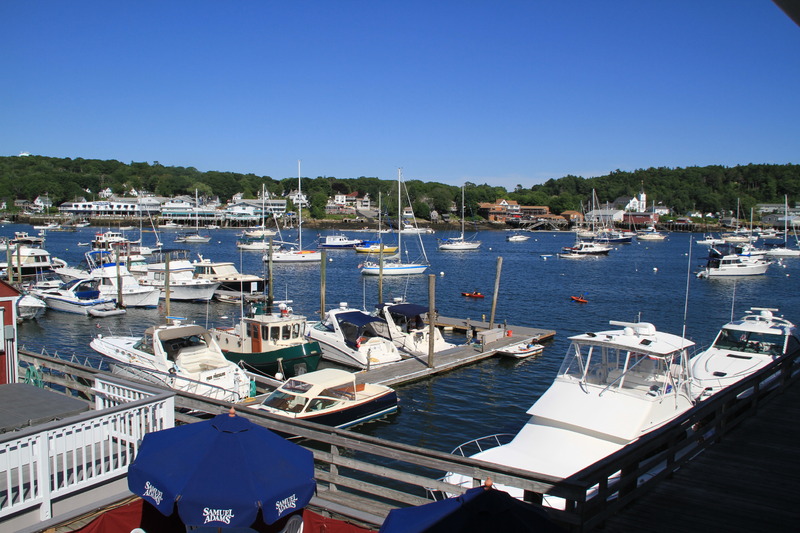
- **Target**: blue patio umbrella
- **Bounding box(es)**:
[379,483,563,533]
[128,409,316,528]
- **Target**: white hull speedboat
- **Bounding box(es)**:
[31,278,126,317]
[306,304,403,369]
[444,320,696,508]
[17,293,47,321]
[636,227,667,241]
[376,301,456,357]
[691,307,799,400]
[559,240,612,257]
[506,234,530,242]
[90,318,252,402]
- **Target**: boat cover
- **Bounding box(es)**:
[386,303,429,317]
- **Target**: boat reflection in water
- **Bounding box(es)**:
[444,320,696,509]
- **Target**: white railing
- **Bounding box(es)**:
[0,376,174,523]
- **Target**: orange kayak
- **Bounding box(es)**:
[461,292,485,298]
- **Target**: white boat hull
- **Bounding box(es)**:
[360,262,428,275]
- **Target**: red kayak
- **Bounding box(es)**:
[571,295,588,303]
[462,292,485,298]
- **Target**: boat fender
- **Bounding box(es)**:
[507,330,512,336]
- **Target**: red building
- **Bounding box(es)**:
[0,280,20,384]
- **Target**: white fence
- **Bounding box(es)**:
[0,376,174,530]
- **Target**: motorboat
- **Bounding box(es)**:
[250,368,398,431]
[399,222,434,234]
[318,234,362,248]
[132,249,221,301]
[90,231,146,262]
[443,320,696,508]
[192,254,266,302]
[211,302,322,379]
[691,307,799,400]
[84,251,161,308]
[1,245,67,282]
[636,226,667,241]
[16,293,47,321]
[594,230,633,244]
[696,234,725,246]
[496,340,544,359]
[31,278,125,317]
[506,233,530,242]
[559,240,612,257]
[90,318,253,402]
[236,237,271,251]
[438,186,481,251]
[305,304,403,369]
[353,242,399,254]
[174,231,211,244]
[696,246,772,278]
[11,232,44,245]
[375,301,456,357]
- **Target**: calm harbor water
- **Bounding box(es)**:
[9,223,800,456]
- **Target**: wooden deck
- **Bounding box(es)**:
[599,380,800,532]
[357,320,556,387]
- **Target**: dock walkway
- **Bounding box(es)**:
[358,319,555,387]
[599,380,800,532]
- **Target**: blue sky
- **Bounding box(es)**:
[2,1,798,189]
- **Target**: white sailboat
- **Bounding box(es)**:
[175,190,211,243]
[266,161,322,263]
[361,169,428,275]
[438,185,481,251]
[765,195,800,258]
[237,184,276,250]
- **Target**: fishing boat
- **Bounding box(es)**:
[438,185,481,251]
[361,169,429,276]
[496,340,544,359]
[192,254,267,302]
[691,307,799,401]
[90,317,253,402]
[696,245,772,278]
[461,291,485,298]
[251,368,398,430]
[210,302,322,379]
[318,234,362,248]
[305,303,403,369]
[266,162,322,263]
[31,278,125,317]
[443,320,696,509]
[375,301,456,357]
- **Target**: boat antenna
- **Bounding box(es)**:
[681,234,693,339]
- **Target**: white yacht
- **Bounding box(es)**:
[375,301,456,357]
[444,320,696,508]
[192,254,266,302]
[131,249,220,301]
[90,318,253,402]
[696,246,772,278]
[691,307,799,400]
[85,251,161,308]
[305,304,403,369]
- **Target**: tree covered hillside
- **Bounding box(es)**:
[1,155,797,218]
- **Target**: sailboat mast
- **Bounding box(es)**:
[461,185,465,239]
[397,168,402,256]
[298,160,302,250]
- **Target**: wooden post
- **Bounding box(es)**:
[16,245,22,282]
[164,253,171,317]
[320,249,327,319]
[6,245,13,284]
[267,237,274,313]
[488,256,503,330]
[428,274,436,368]
[115,247,123,308]
[378,244,384,305]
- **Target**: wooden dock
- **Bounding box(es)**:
[598,378,800,532]
[357,319,555,387]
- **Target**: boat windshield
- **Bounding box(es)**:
[133,332,155,355]
[712,328,785,357]
[261,390,308,413]
[560,341,676,395]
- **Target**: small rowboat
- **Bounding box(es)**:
[571,295,588,303]
[497,341,544,359]
[461,292,485,298]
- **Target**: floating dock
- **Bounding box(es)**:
[357,317,555,387]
